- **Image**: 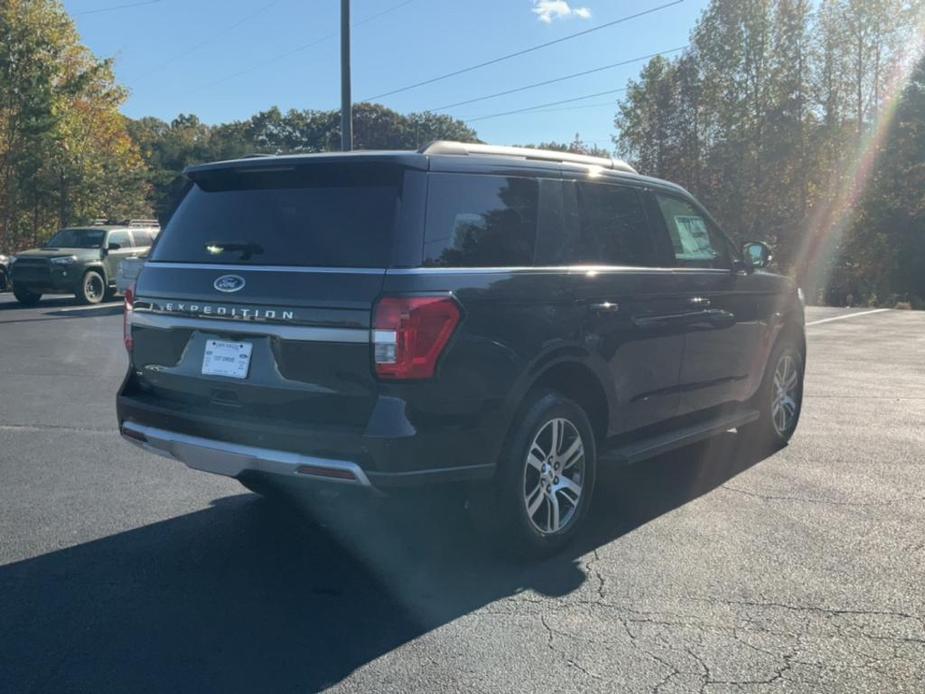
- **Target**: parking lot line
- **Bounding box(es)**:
[806,308,889,326]
[52,301,123,312]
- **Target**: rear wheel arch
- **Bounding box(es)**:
[779,319,806,356]
[85,263,108,283]
[526,360,611,444]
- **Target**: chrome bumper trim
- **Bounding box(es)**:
[121,422,371,486]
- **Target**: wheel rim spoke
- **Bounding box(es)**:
[526,483,545,517]
[555,476,582,505]
[546,491,560,532]
[559,438,583,470]
[526,444,545,472]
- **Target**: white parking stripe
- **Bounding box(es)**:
[53,301,122,312]
[806,308,890,326]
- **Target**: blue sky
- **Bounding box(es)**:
[64,0,708,150]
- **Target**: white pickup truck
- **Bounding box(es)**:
[115,255,145,294]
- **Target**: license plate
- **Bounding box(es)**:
[201,339,253,379]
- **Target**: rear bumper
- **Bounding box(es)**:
[121,421,373,486]
[117,391,498,490]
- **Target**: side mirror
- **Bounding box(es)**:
[742,242,771,269]
[108,242,121,250]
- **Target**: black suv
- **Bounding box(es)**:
[10,224,158,305]
[117,142,805,556]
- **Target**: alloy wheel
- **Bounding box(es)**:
[523,417,585,535]
[771,352,800,436]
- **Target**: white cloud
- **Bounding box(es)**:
[532,0,592,24]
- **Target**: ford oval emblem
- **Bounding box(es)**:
[213,274,246,293]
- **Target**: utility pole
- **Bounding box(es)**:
[340,0,352,151]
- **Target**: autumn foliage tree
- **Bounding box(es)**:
[0,0,150,252]
[127,104,480,222]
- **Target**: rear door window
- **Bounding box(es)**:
[423,174,538,267]
[107,230,133,249]
[569,182,658,267]
[150,165,401,267]
[131,230,155,247]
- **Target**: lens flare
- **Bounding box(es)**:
[796,16,925,305]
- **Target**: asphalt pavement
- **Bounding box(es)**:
[0,294,922,693]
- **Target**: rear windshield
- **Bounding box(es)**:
[150,165,401,267]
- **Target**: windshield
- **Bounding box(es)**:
[45,228,105,249]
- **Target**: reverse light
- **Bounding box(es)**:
[123,283,135,352]
[372,295,461,380]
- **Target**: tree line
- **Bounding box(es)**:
[614,0,925,306]
[1,0,922,307]
[0,1,483,253]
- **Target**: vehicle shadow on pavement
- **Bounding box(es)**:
[0,432,772,693]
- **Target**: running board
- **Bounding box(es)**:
[600,409,760,465]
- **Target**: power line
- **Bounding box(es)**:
[75,0,163,16]
[138,0,285,78]
[183,0,415,97]
[428,46,685,112]
[525,100,621,115]
[363,0,685,101]
[465,87,629,123]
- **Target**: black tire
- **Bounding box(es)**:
[0,269,8,292]
[740,337,805,449]
[13,285,41,306]
[480,389,597,559]
[77,270,106,305]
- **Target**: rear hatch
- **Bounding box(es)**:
[129,158,414,435]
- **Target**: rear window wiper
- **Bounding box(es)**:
[204,242,264,260]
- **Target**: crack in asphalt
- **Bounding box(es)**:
[584,548,607,601]
[539,614,605,682]
[497,593,925,691]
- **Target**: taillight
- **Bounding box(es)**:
[373,295,461,380]
[123,284,134,352]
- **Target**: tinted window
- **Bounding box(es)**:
[655,194,730,269]
[150,165,400,267]
[108,230,132,248]
[45,228,105,249]
[423,174,538,267]
[548,183,656,266]
[130,229,155,246]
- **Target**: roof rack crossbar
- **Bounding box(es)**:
[419,141,637,174]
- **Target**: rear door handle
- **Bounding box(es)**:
[589,301,620,313]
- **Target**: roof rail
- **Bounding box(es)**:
[419,141,637,174]
[90,218,160,228]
